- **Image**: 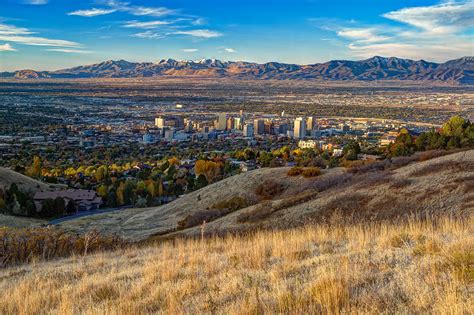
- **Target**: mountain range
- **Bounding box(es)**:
[1,56,473,84]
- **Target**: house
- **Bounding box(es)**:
[240,161,257,172]
[33,189,103,212]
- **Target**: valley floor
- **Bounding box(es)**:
[0,216,472,314]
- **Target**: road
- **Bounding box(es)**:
[48,206,133,225]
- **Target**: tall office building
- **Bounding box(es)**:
[294,117,306,139]
[155,117,165,128]
[217,113,227,131]
[253,119,265,135]
[234,117,244,130]
[264,121,274,135]
[226,117,235,130]
[243,123,254,138]
[306,116,315,131]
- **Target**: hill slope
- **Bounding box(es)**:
[58,150,473,241]
[1,56,473,84]
[1,216,471,314]
[0,167,57,193]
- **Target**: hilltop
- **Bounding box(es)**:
[1,56,473,84]
[58,149,473,241]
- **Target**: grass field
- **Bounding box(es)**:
[0,215,472,314]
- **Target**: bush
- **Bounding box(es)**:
[237,202,274,223]
[0,227,125,267]
[255,180,285,200]
[178,196,251,230]
[177,210,224,230]
[212,196,250,212]
[287,167,303,176]
[301,167,321,178]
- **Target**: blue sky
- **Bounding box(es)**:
[0,0,472,71]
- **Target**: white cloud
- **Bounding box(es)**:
[174,29,222,38]
[68,8,117,17]
[23,0,48,4]
[46,48,91,53]
[128,6,175,17]
[132,31,165,39]
[182,48,198,52]
[0,24,33,35]
[123,20,171,29]
[337,28,390,43]
[0,23,81,48]
[192,18,207,26]
[103,0,175,17]
[383,1,474,35]
[348,40,473,61]
[224,48,236,53]
[0,43,16,52]
[331,1,474,62]
[0,35,80,47]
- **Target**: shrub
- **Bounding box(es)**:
[255,180,285,200]
[178,196,250,230]
[212,196,250,212]
[389,233,413,248]
[320,193,372,223]
[0,227,125,267]
[390,178,412,189]
[237,202,274,223]
[301,167,321,178]
[287,167,303,176]
[177,210,224,230]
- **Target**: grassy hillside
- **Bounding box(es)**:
[0,214,45,228]
[0,167,61,193]
[58,150,473,241]
[0,216,471,314]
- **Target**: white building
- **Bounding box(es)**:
[298,140,318,149]
[155,117,165,128]
[234,116,244,130]
[294,117,306,139]
[217,113,227,131]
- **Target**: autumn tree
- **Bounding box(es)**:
[27,156,42,178]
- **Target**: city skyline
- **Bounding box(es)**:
[0,0,473,71]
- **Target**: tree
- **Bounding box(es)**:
[96,184,108,198]
[27,156,42,178]
[40,199,55,217]
[94,165,109,182]
[146,181,156,197]
[53,197,66,216]
[116,182,125,206]
[343,140,361,161]
[441,116,467,138]
[195,174,208,190]
[66,200,76,214]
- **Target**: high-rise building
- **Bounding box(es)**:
[253,119,265,135]
[306,117,315,131]
[155,117,165,128]
[294,117,306,139]
[243,123,254,138]
[264,121,274,135]
[227,117,235,130]
[217,113,227,131]
[234,117,244,130]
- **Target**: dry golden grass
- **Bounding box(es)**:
[0,215,472,314]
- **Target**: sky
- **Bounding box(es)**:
[0,0,472,71]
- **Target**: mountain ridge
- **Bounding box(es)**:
[1,56,473,84]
